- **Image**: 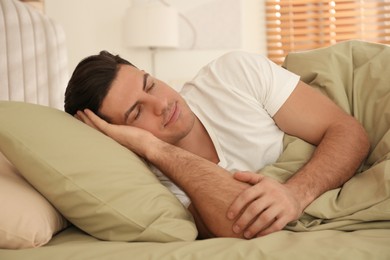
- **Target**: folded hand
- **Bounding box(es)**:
[227,171,302,238]
[75,109,156,157]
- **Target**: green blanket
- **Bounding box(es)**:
[263,40,390,232]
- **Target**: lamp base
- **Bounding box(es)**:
[150,47,157,76]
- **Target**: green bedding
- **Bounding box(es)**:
[1,40,389,259]
[277,40,390,232]
[1,227,389,260]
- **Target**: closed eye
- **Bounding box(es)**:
[146,82,155,92]
[134,105,142,120]
[124,73,150,124]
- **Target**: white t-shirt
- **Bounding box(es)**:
[152,51,300,207]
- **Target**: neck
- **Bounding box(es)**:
[176,116,219,164]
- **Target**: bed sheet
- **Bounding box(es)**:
[1,226,390,260]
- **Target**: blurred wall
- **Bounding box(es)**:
[45,0,266,90]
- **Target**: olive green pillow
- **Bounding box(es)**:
[0,101,197,242]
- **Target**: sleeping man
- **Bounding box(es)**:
[64,50,369,239]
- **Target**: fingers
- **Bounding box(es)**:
[256,217,287,237]
[74,109,112,137]
[231,194,270,235]
[82,109,111,134]
[233,171,264,185]
[228,173,301,239]
[238,204,287,239]
[74,109,153,157]
[75,110,98,130]
[227,172,264,220]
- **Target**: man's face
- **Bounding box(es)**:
[99,65,195,145]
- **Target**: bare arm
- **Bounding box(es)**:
[276,81,370,208]
[145,137,252,238]
[80,109,249,238]
[228,81,370,237]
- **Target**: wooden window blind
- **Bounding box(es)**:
[266,0,390,64]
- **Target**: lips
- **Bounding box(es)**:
[164,102,179,127]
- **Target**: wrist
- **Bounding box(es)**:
[142,136,171,161]
[284,181,316,213]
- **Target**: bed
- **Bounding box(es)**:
[1,0,390,259]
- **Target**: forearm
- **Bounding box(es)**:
[285,117,370,210]
[143,138,249,238]
[80,109,247,237]
[224,118,369,239]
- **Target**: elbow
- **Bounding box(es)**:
[345,116,370,166]
[355,119,370,158]
[210,225,244,239]
[188,204,244,239]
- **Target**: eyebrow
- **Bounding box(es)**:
[124,73,150,123]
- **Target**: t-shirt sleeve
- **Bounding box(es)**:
[209,51,300,117]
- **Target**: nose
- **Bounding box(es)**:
[148,95,167,115]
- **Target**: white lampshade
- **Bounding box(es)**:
[124,2,179,48]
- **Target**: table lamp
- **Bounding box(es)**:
[124,1,179,75]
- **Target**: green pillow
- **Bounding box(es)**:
[0,101,197,242]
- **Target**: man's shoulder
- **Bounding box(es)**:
[215,51,267,63]
[208,51,269,72]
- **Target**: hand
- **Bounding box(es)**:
[75,109,157,157]
[75,110,99,131]
[227,171,302,238]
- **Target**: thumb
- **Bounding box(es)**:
[233,171,264,185]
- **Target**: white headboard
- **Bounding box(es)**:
[0,0,68,110]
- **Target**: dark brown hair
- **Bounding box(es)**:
[64,51,135,116]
